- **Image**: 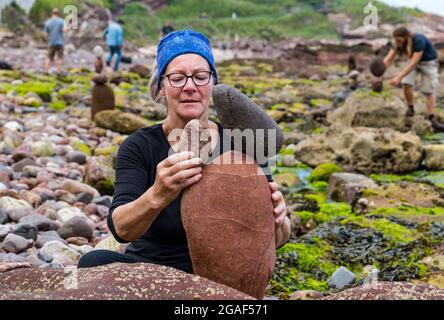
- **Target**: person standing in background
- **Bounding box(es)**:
[44,8,65,75]
[104,19,124,71]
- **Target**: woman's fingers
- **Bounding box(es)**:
[182,173,203,188]
[162,151,195,167]
[170,166,202,184]
[168,157,202,175]
[269,182,278,193]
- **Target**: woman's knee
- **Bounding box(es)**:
[77,250,112,268]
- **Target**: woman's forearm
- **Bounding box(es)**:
[275,216,291,248]
[111,187,164,242]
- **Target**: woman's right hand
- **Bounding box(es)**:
[149,151,203,209]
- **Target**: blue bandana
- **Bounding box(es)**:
[156,29,218,91]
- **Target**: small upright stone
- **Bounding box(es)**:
[178,119,212,164]
[328,266,356,290]
[91,74,115,120]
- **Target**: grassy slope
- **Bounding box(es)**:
[27,0,425,43]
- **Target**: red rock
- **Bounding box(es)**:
[181,151,276,299]
[66,237,89,246]
[0,263,253,300]
[322,282,444,300]
[0,262,32,273]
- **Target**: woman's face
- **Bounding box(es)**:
[394,36,406,47]
[161,53,214,121]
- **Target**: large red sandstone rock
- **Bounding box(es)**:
[0,262,253,300]
[181,150,276,300]
[322,282,444,300]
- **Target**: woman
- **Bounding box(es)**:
[78,30,291,273]
[383,27,444,131]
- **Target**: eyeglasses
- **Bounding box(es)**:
[162,71,213,88]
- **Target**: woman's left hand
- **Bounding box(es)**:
[269,182,287,226]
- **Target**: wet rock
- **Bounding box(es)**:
[57,216,93,240]
[19,214,60,231]
[39,240,81,266]
[0,209,9,224]
[0,263,253,299]
[424,145,444,170]
[12,223,38,241]
[0,233,31,254]
[323,282,444,300]
[212,84,284,161]
[328,266,356,290]
[328,91,406,131]
[62,179,100,198]
[273,172,301,188]
[181,151,275,299]
[94,110,149,134]
[327,173,377,204]
[66,151,87,165]
[294,126,423,174]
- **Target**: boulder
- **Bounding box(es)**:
[327,173,377,204]
[181,151,275,299]
[0,263,253,299]
[424,145,444,170]
[94,110,150,134]
[328,91,406,131]
[294,126,423,174]
[323,282,444,300]
[212,84,284,161]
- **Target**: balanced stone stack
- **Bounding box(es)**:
[179,120,276,299]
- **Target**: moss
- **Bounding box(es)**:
[48,100,67,111]
[94,146,118,157]
[96,177,115,196]
[15,82,56,102]
[310,98,332,108]
[369,173,415,184]
[73,141,92,156]
[311,181,328,192]
[342,215,418,244]
[308,163,342,182]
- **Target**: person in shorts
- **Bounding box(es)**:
[44,8,65,75]
[383,27,444,131]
